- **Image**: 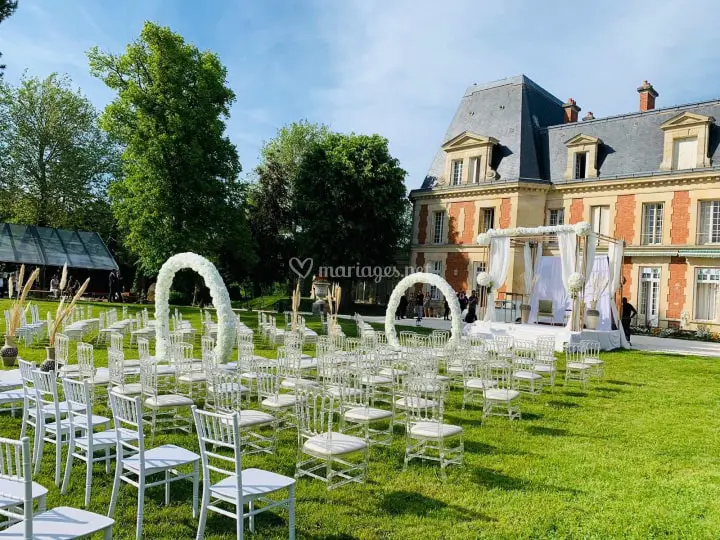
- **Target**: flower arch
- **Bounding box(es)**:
[155,253,236,363]
[385,272,462,349]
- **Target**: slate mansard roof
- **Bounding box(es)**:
[420,75,720,191]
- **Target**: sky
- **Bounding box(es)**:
[2,0,720,191]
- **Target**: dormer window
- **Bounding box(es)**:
[564,134,601,180]
[660,112,714,171]
[451,160,463,185]
[441,131,498,186]
[574,152,588,179]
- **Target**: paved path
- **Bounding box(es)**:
[346,315,720,358]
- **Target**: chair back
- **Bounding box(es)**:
[192,407,242,491]
[513,339,536,369]
[138,337,151,360]
[404,377,444,424]
[109,392,144,471]
[0,436,32,538]
[175,342,195,376]
[63,378,93,438]
[295,387,334,442]
[108,348,126,387]
[55,333,70,367]
[18,360,38,417]
[208,368,241,413]
[536,336,556,363]
[140,357,159,399]
[538,299,553,315]
[255,361,279,400]
[31,369,61,420]
[77,342,95,379]
[565,345,583,364]
[237,330,253,345]
[201,335,216,358]
[581,340,600,360]
[109,332,124,353]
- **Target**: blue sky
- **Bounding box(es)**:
[2,0,720,190]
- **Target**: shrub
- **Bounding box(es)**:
[169,290,192,306]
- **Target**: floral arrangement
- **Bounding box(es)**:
[155,253,236,363]
[476,271,494,289]
[568,272,585,294]
[48,271,90,346]
[6,265,40,337]
[290,281,301,332]
[385,272,462,349]
[476,222,593,244]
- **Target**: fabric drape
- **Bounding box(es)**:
[484,237,511,322]
[558,231,577,330]
[608,241,629,348]
[523,242,543,302]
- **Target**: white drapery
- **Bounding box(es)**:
[608,241,630,348]
[584,234,597,284]
[484,237,511,322]
[523,241,543,302]
[557,231,577,329]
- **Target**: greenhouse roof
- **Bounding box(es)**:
[0,223,118,271]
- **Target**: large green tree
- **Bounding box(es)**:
[0,73,119,233]
[248,120,329,289]
[0,1,18,75]
[294,132,408,304]
[88,22,255,277]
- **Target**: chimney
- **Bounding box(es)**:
[637,80,658,111]
[582,111,595,121]
[562,98,581,123]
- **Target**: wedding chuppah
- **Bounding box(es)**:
[466,222,628,351]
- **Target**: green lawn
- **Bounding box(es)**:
[1,299,719,539]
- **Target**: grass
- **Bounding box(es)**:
[1,299,719,538]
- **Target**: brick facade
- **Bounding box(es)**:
[671,191,690,245]
[569,198,584,224]
[499,198,512,228]
[615,195,635,242]
[445,252,470,292]
[414,252,425,292]
[621,258,633,300]
[448,202,476,245]
[667,256,687,319]
[418,204,428,245]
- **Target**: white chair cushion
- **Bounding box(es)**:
[0,477,47,509]
[209,382,249,394]
[178,372,207,383]
[567,362,591,370]
[123,444,199,475]
[2,506,114,538]
[464,378,495,390]
[326,386,362,399]
[484,388,520,401]
[359,374,393,385]
[583,358,604,365]
[237,410,274,427]
[379,367,406,377]
[446,365,466,374]
[280,377,317,390]
[112,383,143,395]
[303,432,367,457]
[210,468,295,502]
[75,428,137,449]
[261,394,296,409]
[0,389,24,403]
[513,370,542,381]
[409,421,463,440]
[344,406,393,422]
[533,364,556,373]
[145,394,194,408]
[395,397,438,410]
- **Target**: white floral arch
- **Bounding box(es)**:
[155,252,236,363]
[385,272,462,349]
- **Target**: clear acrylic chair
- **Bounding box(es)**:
[462,341,496,409]
[257,362,297,430]
[108,392,199,540]
[175,342,206,400]
[403,377,463,479]
[580,340,604,379]
[140,355,194,438]
[193,407,296,539]
[512,340,544,395]
[295,387,368,490]
[77,342,110,402]
[339,367,393,447]
[533,336,557,389]
[482,357,521,422]
[565,345,591,389]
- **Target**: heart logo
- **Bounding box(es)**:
[289,257,314,279]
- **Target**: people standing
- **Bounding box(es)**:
[415,290,424,326]
[116,272,123,302]
[108,271,117,302]
[443,298,450,320]
[49,274,59,299]
[621,297,637,345]
[397,294,408,319]
[465,292,478,323]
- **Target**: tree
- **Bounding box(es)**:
[294,133,408,307]
[0,73,119,233]
[0,1,18,75]
[248,120,329,289]
[88,22,255,278]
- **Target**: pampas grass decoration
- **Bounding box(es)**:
[49,277,89,346]
[291,281,301,332]
[59,263,68,292]
[7,265,40,337]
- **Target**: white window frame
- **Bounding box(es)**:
[590,205,610,238]
[694,268,720,322]
[697,200,720,245]
[641,203,664,245]
[638,266,661,326]
[471,157,482,184]
[548,208,565,227]
[432,211,445,244]
[479,207,494,234]
[574,152,588,179]
[429,260,442,300]
[451,160,463,186]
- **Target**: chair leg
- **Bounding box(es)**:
[108,461,121,518]
[34,426,45,476]
[196,486,209,540]
[136,482,145,540]
[61,437,73,496]
[85,448,93,507]
[165,471,170,505]
[249,501,255,533]
[192,462,199,519]
[288,484,296,540]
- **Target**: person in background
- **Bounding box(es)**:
[459,291,468,312]
[108,271,117,302]
[415,290,424,326]
[49,274,59,299]
[116,272,124,302]
[621,297,637,345]
[465,292,478,323]
[443,298,450,320]
[397,293,408,319]
[423,292,431,318]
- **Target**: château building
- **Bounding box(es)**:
[409,75,720,329]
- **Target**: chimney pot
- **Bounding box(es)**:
[562,98,581,123]
[582,111,595,121]
[637,80,658,111]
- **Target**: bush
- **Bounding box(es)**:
[275,298,315,313]
[168,290,192,306]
